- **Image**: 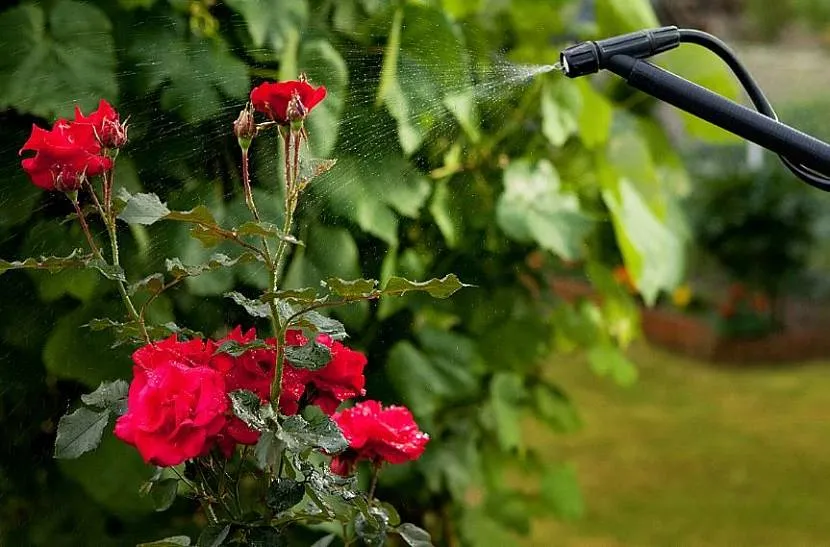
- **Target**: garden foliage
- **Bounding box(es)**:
[0,0,735,544]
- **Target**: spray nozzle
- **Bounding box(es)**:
[559,26,680,78]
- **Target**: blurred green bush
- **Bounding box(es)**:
[0,0,732,544]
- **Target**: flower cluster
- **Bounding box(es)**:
[19,100,126,192]
[115,326,369,466]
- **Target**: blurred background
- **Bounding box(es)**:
[2,0,830,545]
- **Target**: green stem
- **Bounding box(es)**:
[368,463,381,503]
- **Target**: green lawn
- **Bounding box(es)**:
[522,344,830,547]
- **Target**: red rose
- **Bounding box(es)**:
[330,400,429,476]
[250,80,326,124]
[19,120,112,191]
[73,99,128,149]
[114,355,228,467]
[280,331,367,416]
[212,327,278,454]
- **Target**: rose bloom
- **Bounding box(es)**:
[211,327,278,454]
[19,119,112,191]
[250,80,326,124]
[331,400,429,476]
[114,347,228,467]
[73,99,128,149]
[280,331,367,416]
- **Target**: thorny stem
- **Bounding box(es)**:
[240,149,260,221]
[69,194,104,261]
[368,463,381,503]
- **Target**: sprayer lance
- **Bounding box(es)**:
[558,27,830,192]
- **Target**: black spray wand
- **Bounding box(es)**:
[558,27,830,191]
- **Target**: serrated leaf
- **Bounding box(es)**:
[118,193,171,225]
[299,158,337,186]
[286,308,347,341]
[54,407,111,459]
[215,339,273,358]
[382,274,465,299]
[355,508,389,547]
[137,536,192,547]
[396,523,433,547]
[0,1,117,119]
[260,288,319,304]
[497,159,592,261]
[266,478,305,514]
[379,502,401,527]
[166,253,254,279]
[80,380,129,415]
[279,412,348,453]
[254,431,283,473]
[235,221,302,245]
[0,249,92,275]
[197,524,230,547]
[146,478,178,512]
[226,291,272,318]
[130,273,165,295]
[229,389,269,431]
[284,337,332,371]
[88,259,127,282]
[164,205,217,225]
[326,277,378,298]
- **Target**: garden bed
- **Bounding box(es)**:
[550,276,830,364]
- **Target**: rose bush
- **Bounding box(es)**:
[4,77,461,545]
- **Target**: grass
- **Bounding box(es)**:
[519,343,830,547]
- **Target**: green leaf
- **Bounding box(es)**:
[88,259,127,282]
[396,523,434,547]
[531,384,581,433]
[279,412,348,453]
[266,478,305,514]
[541,79,581,147]
[147,478,178,512]
[379,502,401,527]
[383,274,466,299]
[235,221,301,245]
[137,537,192,547]
[587,344,638,386]
[286,307,347,341]
[229,390,270,431]
[377,5,472,155]
[166,253,255,279]
[497,159,592,261]
[260,288,319,304]
[0,249,93,276]
[595,0,659,35]
[484,489,531,534]
[215,339,273,357]
[326,277,378,298]
[225,0,308,55]
[197,524,230,547]
[429,179,461,248]
[54,407,111,459]
[284,337,332,370]
[128,16,248,123]
[80,380,129,415]
[601,177,684,305]
[489,373,526,452]
[254,431,283,473]
[130,273,165,295]
[118,193,171,225]
[540,464,584,520]
[164,205,217,225]
[0,1,117,119]
[355,508,389,547]
[226,291,272,318]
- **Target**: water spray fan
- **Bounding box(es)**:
[557,26,830,192]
